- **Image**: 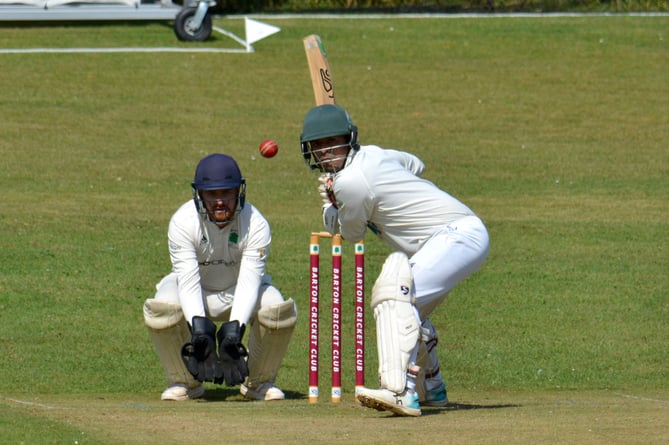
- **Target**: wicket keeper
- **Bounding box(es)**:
[143,153,297,401]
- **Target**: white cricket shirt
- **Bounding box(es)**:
[167,200,270,325]
[334,145,475,255]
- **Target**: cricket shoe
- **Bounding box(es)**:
[161,384,205,401]
[420,382,449,407]
[357,387,421,417]
[240,382,285,401]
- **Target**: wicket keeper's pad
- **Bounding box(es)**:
[144,299,199,387]
[246,298,297,388]
[371,252,421,393]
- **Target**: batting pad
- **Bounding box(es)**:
[371,252,415,307]
[246,299,297,388]
[371,252,420,393]
[143,299,184,330]
[144,299,198,387]
[416,318,441,400]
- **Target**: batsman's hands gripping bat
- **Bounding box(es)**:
[303,34,335,105]
[217,320,249,386]
[319,173,340,235]
[318,173,337,208]
[182,316,224,384]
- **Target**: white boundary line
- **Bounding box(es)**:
[0,47,247,53]
[1,395,65,410]
[241,12,669,19]
[0,12,666,55]
[614,392,669,404]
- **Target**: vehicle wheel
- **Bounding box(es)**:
[174,7,212,42]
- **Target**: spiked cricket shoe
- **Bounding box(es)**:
[357,387,421,417]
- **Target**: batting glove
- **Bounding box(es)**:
[318,173,337,208]
[322,203,340,236]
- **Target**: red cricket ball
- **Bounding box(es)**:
[259,139,279,158]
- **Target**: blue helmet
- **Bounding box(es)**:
[193,153,244,190]
[192,153,246,221]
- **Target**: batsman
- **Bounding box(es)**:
[300,104,490,416]
[143,153,297,401]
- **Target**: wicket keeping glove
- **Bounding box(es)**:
[181,316,224,384]
[217,320,249,386]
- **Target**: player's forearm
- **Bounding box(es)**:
[229,259,264,325]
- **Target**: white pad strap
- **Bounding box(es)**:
[246,299,297,388]
[371,252,420,393]
[416,318,441,400]
[418,318,439,371]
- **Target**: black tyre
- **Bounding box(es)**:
[174,7,212,42]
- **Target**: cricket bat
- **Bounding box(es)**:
[303,34,335,105]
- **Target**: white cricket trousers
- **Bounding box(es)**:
[153,273,284,323]
[409,215,489,319]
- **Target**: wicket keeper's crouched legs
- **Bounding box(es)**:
[144,274,297,401]
[144,298,203,401]
[242,295,298,401]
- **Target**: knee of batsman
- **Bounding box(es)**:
[371,252,415,308]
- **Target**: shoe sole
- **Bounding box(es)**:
[358,394,421,417]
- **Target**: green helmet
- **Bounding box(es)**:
[301,104,357,142]
[300,104,359,172]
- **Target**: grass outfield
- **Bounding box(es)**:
[0,15,667,443]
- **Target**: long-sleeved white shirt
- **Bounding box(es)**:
[167,200,270,325]
[333,145,475,255]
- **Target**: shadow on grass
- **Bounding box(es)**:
[198,388,306,402]
[196,389,520,415]
[199,387,245,402]
[420,401,521,416]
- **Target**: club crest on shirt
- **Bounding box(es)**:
[229,232,239,244]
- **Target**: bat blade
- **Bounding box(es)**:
[303,34,335,105]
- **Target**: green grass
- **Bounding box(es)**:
[0,15,667,443]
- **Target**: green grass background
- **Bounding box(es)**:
[0,14,667,442]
